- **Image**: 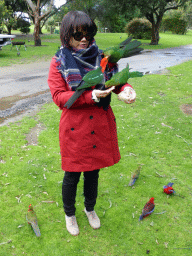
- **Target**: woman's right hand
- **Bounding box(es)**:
[93,86,115,99]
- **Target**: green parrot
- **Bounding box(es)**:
[26,204,41,237]
[128,166,141,186]
[100,37,143,71]
[105,65,143,88]
[64,67,104,109]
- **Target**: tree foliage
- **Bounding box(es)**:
[104,0,188,44]
[65,0,139,32]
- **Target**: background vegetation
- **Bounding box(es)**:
[0,0,192,45]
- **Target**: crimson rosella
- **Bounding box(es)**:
[139,197,155,221]
[163,182,175,195]
[26,204,41,237]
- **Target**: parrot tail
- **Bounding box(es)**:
[167,182,174,187]
[64,89,86,109]
[139,208,155,221]
[119,37,133,47]
[128,178,136,186]
[31,222,41,237]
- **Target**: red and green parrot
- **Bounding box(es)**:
[26,204,41,237]
[128,166,141,186]
[105,65,143,88]
[64,65,143,108]
[163,182,175,195]
[64,37,143,109]
[100,37,143,72]
[139,197,155,221]
[64,67,104,109]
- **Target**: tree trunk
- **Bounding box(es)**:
[7,25,12,35]
[34,14,41,46]
[150,22,159,45]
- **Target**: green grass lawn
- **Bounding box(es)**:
[0,30,192,67]
[0,59,192,255]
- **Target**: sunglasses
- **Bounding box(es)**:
[72,31,95,41]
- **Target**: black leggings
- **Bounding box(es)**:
[62,169,100,216]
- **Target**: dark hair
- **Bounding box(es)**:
[60,11,97,47]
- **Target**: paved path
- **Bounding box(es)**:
[0,45,192,126]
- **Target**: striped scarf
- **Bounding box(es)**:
[55,40,101,91]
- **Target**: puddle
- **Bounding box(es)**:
[164,52,176,55]
[17,75,44,82]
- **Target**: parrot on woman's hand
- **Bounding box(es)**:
[26,204,41,237]
[163,182,175,195]
[101,37,143,72]
[65,38,143,109]
[64,67,104,109]
[105,65,143,88]
[128,166,141,186]
[139,197,155,221]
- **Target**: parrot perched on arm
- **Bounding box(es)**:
[128,166,141,186]
[64,67,104,109]
[163,182,175,195]
[26,204,41,237]
[105,65,143,88]
[100,37,143,72]
[139,197,155,221]
[65,37,143,109]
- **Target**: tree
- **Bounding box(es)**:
[98,0,139,32]
[66,0,102,20]
[105,0,188,44]
[24,0,54,45]
[0,0,7,32]
[3,0,28,34]
[183,0,192,28]
[66,0,138,32]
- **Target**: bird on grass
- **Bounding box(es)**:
[139,197,155,221]
[26,204,41,237]
[163,182,175,195]
[128,166,141,186]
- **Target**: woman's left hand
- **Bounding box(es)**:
[118,87,136,104]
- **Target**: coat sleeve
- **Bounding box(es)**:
[47,57,95,109]
[113,83,133,95]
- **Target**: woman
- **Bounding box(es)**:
[48,11,136,236]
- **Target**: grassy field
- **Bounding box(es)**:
[0,54,192,255]
[0,30,192,67]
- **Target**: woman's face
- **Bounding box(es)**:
[69,30,90,50]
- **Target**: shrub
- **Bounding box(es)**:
[125,18,152,40]
[161,11,188,35]
[17,18,30,34]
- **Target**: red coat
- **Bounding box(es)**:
[48,57,132,172]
